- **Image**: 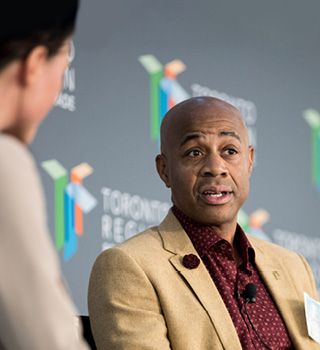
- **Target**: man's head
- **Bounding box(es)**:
[156,96,254,229]
[0,1,79,144]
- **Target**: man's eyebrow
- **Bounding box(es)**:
[180,130,241,146]
[180,132,203,146]
[219,131,241,142]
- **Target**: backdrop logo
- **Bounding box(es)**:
[55,40,76,112]
[238,208,271,241]
[303,109,320,190]
[42,160,97,261]
[139,54,257,152]
[139,55,189,142]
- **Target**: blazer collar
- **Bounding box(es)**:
[158,211,242,350]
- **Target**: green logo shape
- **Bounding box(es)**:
[303,109,320,189]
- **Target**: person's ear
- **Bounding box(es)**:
[248,145,255,175]
[155,154,171,188]
[20,46,48,87]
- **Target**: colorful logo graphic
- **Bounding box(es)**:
[303,109,320,190]
[42,160,97,261]
[238,208,271,241]
[139,55,190,141]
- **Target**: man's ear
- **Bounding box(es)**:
[155,154,171,188]
[20,46,48,86]
[248,145,255,175]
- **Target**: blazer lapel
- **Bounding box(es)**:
[158,212,242,350]
[251,238,315,350]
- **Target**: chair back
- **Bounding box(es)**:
[79,315,96,350]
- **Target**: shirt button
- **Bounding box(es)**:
[220,242,227,250]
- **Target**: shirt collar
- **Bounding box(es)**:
[172,205,255,268]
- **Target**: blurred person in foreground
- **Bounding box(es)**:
[89,96,319,349]
[0,1,89,349]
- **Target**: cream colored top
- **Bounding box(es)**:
[0,134,88,350]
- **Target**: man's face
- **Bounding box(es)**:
[156,98,254,228]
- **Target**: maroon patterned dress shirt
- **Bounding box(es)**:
[172,206,293,350]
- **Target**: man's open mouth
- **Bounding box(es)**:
[202,190,232,197]
[200,189,233,204]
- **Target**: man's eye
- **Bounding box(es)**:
[187,149,203,157]
[224,148,238,155]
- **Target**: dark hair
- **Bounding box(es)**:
[0,1,79,70]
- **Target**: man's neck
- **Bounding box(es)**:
[172,205,238,244]
[208,222,238,245]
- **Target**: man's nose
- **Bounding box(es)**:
[201,153,228,177]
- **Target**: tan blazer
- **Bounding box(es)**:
[0,134,88,350]
[88,211,320,350]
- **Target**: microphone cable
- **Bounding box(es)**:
[243,283,273,350]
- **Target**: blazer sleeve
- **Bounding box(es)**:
[88,247,172,350]
[0,136,89,350]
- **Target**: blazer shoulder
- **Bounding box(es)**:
[95,225,167,266]
[120,225,163,251]
[248,234,299,258]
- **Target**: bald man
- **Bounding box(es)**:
[88,97,319,350]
